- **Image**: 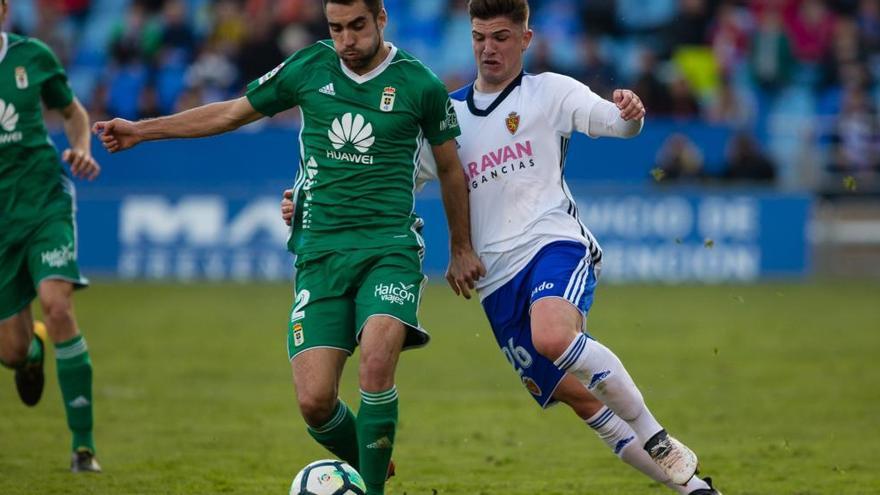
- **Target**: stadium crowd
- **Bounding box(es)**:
[5,0,880,191]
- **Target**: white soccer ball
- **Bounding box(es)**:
[290,460,367,495]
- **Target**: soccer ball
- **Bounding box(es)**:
[289,460,367,495]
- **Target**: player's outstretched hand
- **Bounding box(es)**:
[613,89,645,121]
[92,118,142,153]
[446,247,486,300]
[281,189,295,226]
[62,148,101,181]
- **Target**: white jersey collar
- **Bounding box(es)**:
[339,42,397,85]
[0,33,9,65]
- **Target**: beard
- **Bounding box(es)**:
[340,38,382,70]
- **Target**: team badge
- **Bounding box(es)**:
[522,376,542,397]
[15,67,28,89]
[505,111,520,135]
[293,322,305,346]
[380,86,396,112]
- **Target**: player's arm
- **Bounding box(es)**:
[431,139,486,299]
[58,97,100,180]
[587,90,645,138]
[92,96,263,153]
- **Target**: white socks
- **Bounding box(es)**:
[586,406,710,494]
[554,333,663,445]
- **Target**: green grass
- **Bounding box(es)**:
[2,281,879,494]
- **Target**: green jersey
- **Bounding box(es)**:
[246,40,460,255]
[0,33,75,228]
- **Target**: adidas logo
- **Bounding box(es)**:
[68,396,90,408]
[319,83,336,96]
[0,99,19,132]
[366,436,393,449]
[328,113,375,153]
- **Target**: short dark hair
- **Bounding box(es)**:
[323,0,382,18]
[468,0,530,25]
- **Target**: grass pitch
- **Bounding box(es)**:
[1,281,878,494]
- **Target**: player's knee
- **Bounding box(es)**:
[297,393,338,427]
[532,326,576,362]
[358,355,395,392]
[38,294,73,325]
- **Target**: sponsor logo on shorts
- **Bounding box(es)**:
[374,282,416,306]
[522,376,542,397]
[531,281,555,297]
[41,242,75,268]
[293,322,305,346]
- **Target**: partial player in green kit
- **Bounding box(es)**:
[0,0,102,473]
[93,0,484,493]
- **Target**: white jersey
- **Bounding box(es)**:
[421,72,605,297]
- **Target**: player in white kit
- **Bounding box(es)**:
[284,0,722,492]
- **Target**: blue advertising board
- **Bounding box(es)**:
[63,129,811,282]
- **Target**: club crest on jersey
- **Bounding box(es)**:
[15,67,29,89]
[380,86,396,112]
[505,111,520,135]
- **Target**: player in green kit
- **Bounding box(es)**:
[93,0,483,492]
[0,0,102,472]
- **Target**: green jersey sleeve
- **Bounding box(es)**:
[245,44,323,117]
[420,78,461,146]
[34,40,73,109]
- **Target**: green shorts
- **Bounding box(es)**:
[287,246,429,360]
[0,215,88,320]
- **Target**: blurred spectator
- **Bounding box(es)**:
[656,133,707,181]
[721,132,777,181]
[185,41,239,103]
[527,38,564,75]
[160,0,197,62]
[574,37,616,98]
[710,1,752,75]
[7,0,880,192]
[665,0,713,48]
[109,2,162,65]
[632,48,671,115]
[784,0,836,63]
[667,74,702,119]
[706,75,756,127]
[578,0,616,36]
[749,9,796,91]
[828,84,880,175]
[237,11,284,85]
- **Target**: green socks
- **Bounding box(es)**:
[307,400,359,469]
[357,387,398,495]
[55,335,95,453]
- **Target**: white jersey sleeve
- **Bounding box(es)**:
[537,73,603,138]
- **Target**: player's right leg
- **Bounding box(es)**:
[0,235,45,406]
[525,241,699,484]
[0,306,45,406]
[288,252,362,470]
[553,376,717,494]
[291,348,357,464]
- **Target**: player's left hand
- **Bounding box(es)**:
[62,148,101,180]
[446,247,486,300]
[281,189,294,226]
[613,89,645,121]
